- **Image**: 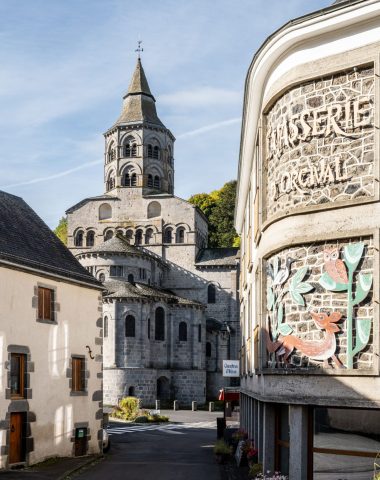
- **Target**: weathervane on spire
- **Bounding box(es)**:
[135,40,143,59]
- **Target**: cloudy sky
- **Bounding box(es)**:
[0,0,330,228]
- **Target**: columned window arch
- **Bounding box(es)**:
[125,230,133,244]
[75,230,84,247]
[125,315,136,337]
[153,176,160,189]
[153,146,160,159]
[176,227,185,244]
[105,230,113,241]
[147,174,153,188]
[135,229,143,245]
[164,227,173,244]
[86,230,95,247]
[179,322,187,341]
[145,228,154,244]
[155,307,165,341]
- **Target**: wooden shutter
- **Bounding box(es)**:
[72,357,84,391]
[38,287,53,320]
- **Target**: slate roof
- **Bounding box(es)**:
[66,194,118,214]
[195,248,239,267]
[0,190,101,287]
[114,59,164,128]
[84,235,165,265]
[103,279,202,307]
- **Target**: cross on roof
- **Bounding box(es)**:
[135,40,143,59]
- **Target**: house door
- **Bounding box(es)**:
[9,413,25,464]
[74,428,87,457]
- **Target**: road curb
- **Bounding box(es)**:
[57,455,104,480]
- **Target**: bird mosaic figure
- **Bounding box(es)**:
[273,257,295,286]
[323,247,348,284]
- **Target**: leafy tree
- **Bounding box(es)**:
[54,216,68,245]
[189,180,240,248]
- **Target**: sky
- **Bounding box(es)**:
[0,0,331,228]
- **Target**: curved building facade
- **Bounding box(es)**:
[235,1,380,478]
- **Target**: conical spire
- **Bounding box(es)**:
[114,58,163,127]
[125,58,154,100]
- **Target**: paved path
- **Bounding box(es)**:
[79,411,224,480]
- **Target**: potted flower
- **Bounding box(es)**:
[246,443,258,466]
[213,439,232,464]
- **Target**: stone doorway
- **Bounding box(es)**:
[156,376,170,403]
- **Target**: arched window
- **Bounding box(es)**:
[103,316,108,338]
[131,143,137,157]
[125,315,135,337]
[116,229,123,236]
[147,174,153,188]
[155,307,165,341]
[153,146,159,159]
[125,230,133,244]
[198,325,202,343]
[131,173,137,186]
[147,318,151,339]
[176,228,185,244]
[208,284,216,304]
[206,342,212,357]
[99,273,105,283]
[128,386,135,396]
[99,203,112,220]
[179,322,187,341]
[124,141,137,158]
[135,229,143,246]
[147,144,153,158]
[164,227,173,244]
[153,176,160,189]
[124,172,131,187]
[145,228,153,245]
[106,173,115,191]
[128,274,134,283]
[105,230,113,241]
[147,201,161,218]
[108,144,116,162]
[75,230,84,247]
[86,230,95,247]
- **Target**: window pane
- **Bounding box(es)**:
[10,355,21,395]
[72,357,85,391]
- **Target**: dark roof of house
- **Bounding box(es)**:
[0,190,101,287]
[66,194,118,214]
[103,279,202,307]
[195,248,239,267]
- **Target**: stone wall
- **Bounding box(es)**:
[264,236,374,370]
[265,65,375,220]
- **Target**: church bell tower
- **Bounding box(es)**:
[103,57,175,196]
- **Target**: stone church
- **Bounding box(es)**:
[66,58,239,407]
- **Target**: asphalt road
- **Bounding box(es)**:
[78,411,224,480]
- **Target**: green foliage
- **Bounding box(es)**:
[54,216,68,245]
[111,396,140,421]
[289,266,313,306]
[134,415,149,423]
[213,439,232,455]
[248,463,263,478]
[188,180,239,248]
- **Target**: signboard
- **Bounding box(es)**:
[223,360,239,377]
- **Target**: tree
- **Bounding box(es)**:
[54,216,68,245]
[188,180,240,248]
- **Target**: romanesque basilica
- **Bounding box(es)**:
[66,58,239,406]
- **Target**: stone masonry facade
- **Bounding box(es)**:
[265,64,375,220]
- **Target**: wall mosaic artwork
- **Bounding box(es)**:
[264,237,374,371]
[264,65,375,220]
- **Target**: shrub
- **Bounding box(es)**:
[134,416,149,423]
[213,439,232,455]
[248,463,263,478]
[111,396,140,421]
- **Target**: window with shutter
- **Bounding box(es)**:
[38,287,54,321]
[72,357,85,392]
[10,353,26,398]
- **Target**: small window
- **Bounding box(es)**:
[147,174,153,188]
[135,230,143,245]
[131,143,137,157]
[104,316,108,338]
[128,386,135,396]
[72,357,85,392]
[139,268,146,280]
[198,324,202,343]
[176,228,185,244]
[86,231,95,247]
[208,284,216,304]
[153,146,159,159]
[154,176,160,189]
[125,230,133,244]
[145,228,153,245]
[105,230,113,241]
[128,274,134,283]
[10,353,26,398]
[38,287,54,321]
[155,307,165,341]
[110,266,123,277]
[179,322,187,341]
[99,203,112,220]
[125,315,136,337]
[147,144,153,158]
[75,230,84,247]
[164,228,173,244]
[206,342,212,357]
[131,173,137,186]
[147,201,161,218]
[99,273,106,283]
